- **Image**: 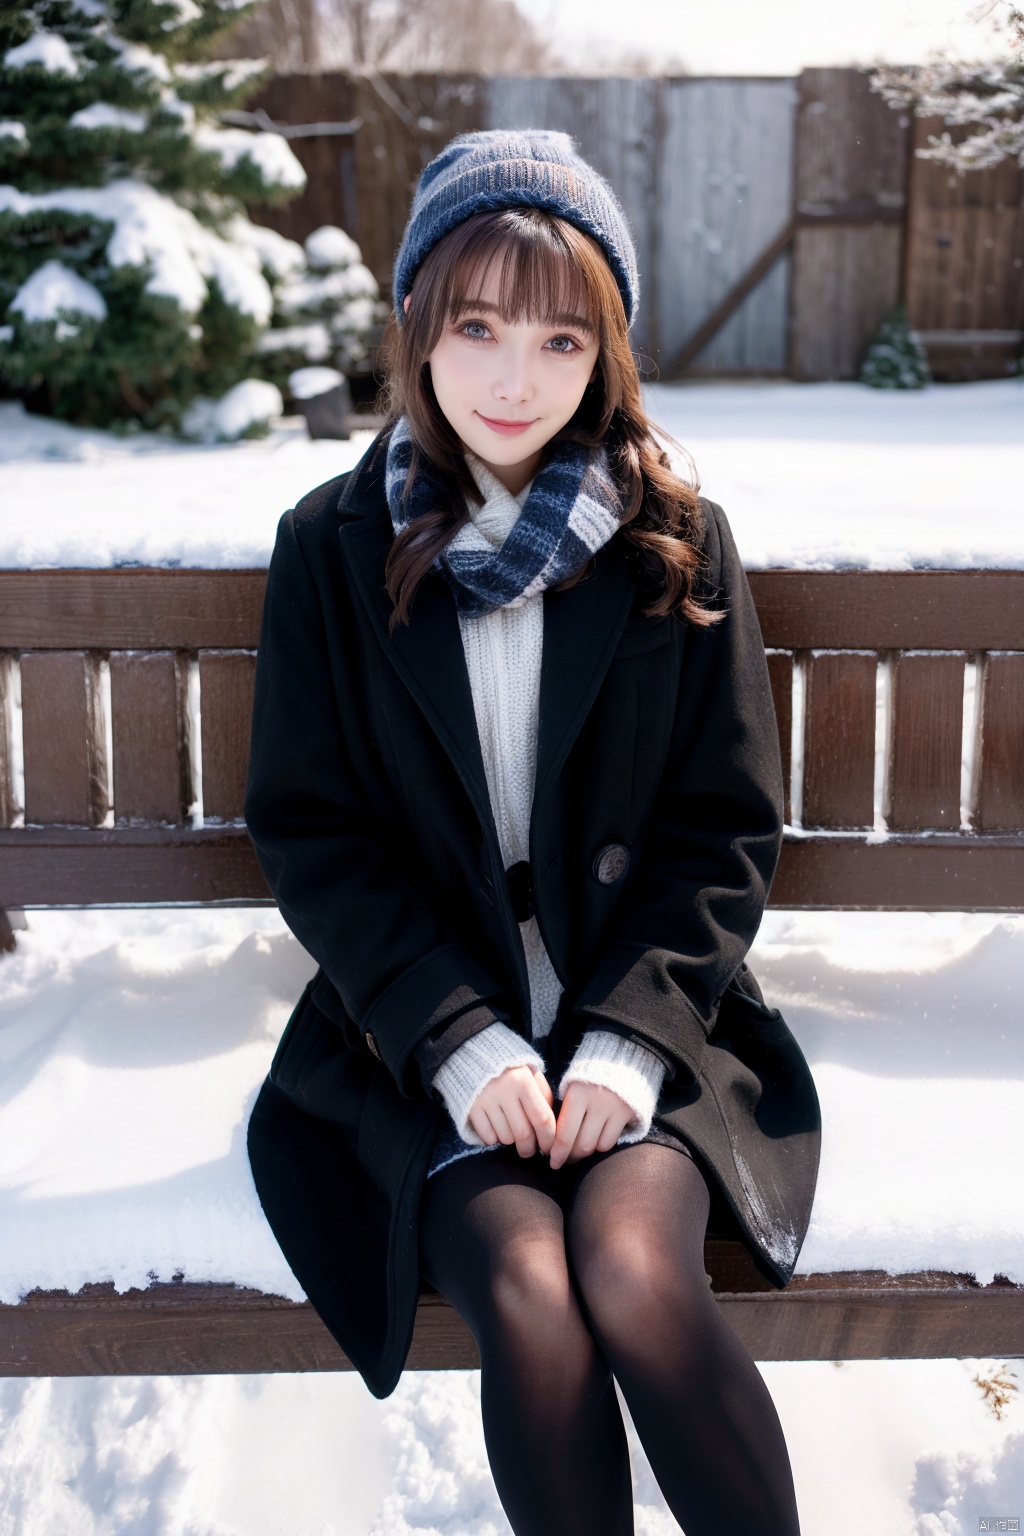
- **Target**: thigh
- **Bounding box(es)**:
[561,1141,712,1295]
[419,1146,567,1304]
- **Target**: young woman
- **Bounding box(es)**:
[245,129,820,1536]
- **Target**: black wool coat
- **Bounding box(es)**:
[244,430,821,1400]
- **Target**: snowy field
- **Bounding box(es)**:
[0,377,1022,570]
[1,379,1022,1534]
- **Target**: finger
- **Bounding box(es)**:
[502,1096,538,1158]
[491,1104,517,1147]
[550,1092,586,1170]
[521,1077,557,1151]
[468,1105,499,1146]
[595,1113,627,1153]
[566,1108,605,1165]
[532,1070,555,1107]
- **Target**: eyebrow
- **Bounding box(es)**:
[451,298,594,333]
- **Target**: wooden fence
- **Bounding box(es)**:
[250,67,1024,382]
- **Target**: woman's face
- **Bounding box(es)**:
[412,257,600,495]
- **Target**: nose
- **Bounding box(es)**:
[493,348,534,406]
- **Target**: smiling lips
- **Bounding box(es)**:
[476,413,537,436]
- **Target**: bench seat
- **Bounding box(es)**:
[0,907,1021,1375]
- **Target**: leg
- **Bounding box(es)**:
[420,1151,634,1536]
[564,1143,801,1536]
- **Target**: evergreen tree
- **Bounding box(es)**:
[0,0,308,431]
[860,305,932,391]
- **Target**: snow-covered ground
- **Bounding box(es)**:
[1,377,1022,569]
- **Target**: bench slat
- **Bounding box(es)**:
[977,653,1024,831]
[803,652,876,829]
[0,657,13,829]
[2,1271,1020,1376]
[3,828,1024,909]
[110,652,188,825]
[889,652,965,831]
[199,653,256,822]
[765,652,793,824]
[2,570,1023,652]
[21,652,106,828]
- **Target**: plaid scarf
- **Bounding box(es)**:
[384,416,624,617]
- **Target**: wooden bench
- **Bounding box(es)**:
[1,566,1022,1376]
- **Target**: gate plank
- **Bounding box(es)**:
[803,651,876,829]
[110,653,188,825]
[21,652,105,828]
[789,68,909,380]
[888,652,964,830]
[200,653,257,821]
[977,653,1024,831]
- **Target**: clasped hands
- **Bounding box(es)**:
[467,1066,635,1171]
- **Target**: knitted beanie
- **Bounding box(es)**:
[392,129,639,328]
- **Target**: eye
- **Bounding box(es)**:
[460,319,491,341]
[546,334,584,353]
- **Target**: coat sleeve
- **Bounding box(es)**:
[244,504,511,1097]
[569,499,784,1086]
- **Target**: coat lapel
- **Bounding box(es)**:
[534,541,637,810]
[337,433,639,837]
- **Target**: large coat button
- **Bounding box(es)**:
[593,843,630,885]
[365,1031,380,1059]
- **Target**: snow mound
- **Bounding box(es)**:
[0,119,27,142]
[912,1429,1024,1533]
[182,378,283,442]
[9,259,107,323]
[0,180,273,320]
[4,31,81,75]
[0,909,313,1304]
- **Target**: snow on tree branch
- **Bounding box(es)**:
[872,5,1024,171]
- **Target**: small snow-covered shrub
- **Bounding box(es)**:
[860,306,931,390]
[257,223,387,398]
[0,0,306,431]
[181,377,283,441]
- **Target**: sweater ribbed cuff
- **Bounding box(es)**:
[431,1022,546,1146]
[558,1030,666,1144]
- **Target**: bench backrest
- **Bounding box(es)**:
[0,568,1021,911]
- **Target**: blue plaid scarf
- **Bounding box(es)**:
[384,416,624,617]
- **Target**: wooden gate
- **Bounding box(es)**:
[904,115,1024,379]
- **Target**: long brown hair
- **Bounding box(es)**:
[378,207,722,632]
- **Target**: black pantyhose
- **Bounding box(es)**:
[419,1142,801,1536]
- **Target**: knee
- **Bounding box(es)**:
[572,1225,710,1354]
[484,1237,589,1361]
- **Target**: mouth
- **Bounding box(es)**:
[476,413,538,437]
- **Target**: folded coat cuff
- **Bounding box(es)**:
[359,942,510,1094]
[431,1022,546,1145]
[571,941,711,1083]
[558,1029,666,1143]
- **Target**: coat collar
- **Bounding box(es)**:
[336,431,638,839]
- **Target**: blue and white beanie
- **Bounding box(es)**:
[391,129,639,328]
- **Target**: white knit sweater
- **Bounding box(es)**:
[431,452,666,1147]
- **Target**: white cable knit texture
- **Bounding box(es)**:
[432,1022,546,1145]
[431,452,666,1146]
[558,1029,665,1143]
